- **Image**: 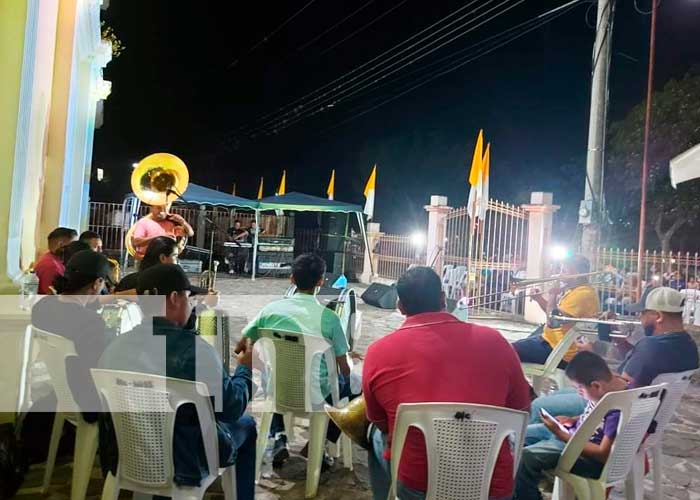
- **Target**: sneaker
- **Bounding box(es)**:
[272,435,289,467]
[228,269,234,275]
[299,441,334,472]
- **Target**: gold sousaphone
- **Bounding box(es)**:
[325,397,371,449]
[125,153,190,258]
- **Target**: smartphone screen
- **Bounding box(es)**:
[540,408,570,434]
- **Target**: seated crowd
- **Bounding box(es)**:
[25,231,700,500]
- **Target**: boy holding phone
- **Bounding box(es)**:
[515,351,628,500]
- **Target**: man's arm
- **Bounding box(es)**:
[167,214,194,237]
[336,354,351,377]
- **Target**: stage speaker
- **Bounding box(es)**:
[320,213,348,252]
[324,272,342,288]
[323,251,344,275]
[361,283,398,309]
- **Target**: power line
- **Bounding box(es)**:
[295,0,375,53]
[228,0,319,69]
[316,0,585,134]
[248,0,521,137]
[316,0,409,57]
[231,0,492,134]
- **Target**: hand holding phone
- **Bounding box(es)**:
[540,408,570,435]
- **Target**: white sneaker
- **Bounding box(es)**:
[228,270,234,275]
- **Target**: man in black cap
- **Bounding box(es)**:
[98,263,256,500]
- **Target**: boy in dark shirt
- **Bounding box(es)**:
[516,352,627,500]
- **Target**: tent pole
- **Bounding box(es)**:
[341,213,350,273]
[357,212,374,278]
[252,210,259,281]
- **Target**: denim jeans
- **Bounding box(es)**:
[220,415,257,500]
[516,423,603,500]
[528,388,587,424]
[512,335,553,365]
[367,426,511,500]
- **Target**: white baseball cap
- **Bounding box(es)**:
[641,287,685,313]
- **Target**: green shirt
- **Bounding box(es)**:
[243,292,349,356]
[243,292,349,401]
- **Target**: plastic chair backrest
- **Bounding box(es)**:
[30,327,79,414]
[644,370,695,448]
[90,369,218,489]
[255,328,339,413]
[390,403,528,500]
[541,325,580,373]
[441,265,454,285]
[557,384,665,486]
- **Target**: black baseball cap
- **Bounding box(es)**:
[65,250,113,284]
[136,263,207,296]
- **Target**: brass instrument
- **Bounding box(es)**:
[324,397,371,449]
[125,153,190,258]
[510,271,609,290]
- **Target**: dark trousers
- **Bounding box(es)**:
[269,374,357,443]
[221,415,257,500]
[227,249,247,274]
[512,335,553,365]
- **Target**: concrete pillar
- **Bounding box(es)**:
[360,222,382,284]
[522,192,560,324]
[424,195,451,272]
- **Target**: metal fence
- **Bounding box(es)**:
[442,200,528,316]
[375,233,423,281]
[590,248,700,313]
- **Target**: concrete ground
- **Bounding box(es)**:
[15,275,700,499]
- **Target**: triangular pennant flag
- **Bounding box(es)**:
[364,165,377,220]
[327,170,336,200]
[466,130,484,218]
[257,177,264,200]
[277,170,286,196]
[479,143,490,220]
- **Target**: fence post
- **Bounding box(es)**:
[424,195,451,272]
[521,192,560,324]
[360,222,382,284]
[196,205,206,248]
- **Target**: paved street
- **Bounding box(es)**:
[17,276,700,499]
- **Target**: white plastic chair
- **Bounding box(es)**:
[252,328,352,498]
[521,326,580,395]
[31,327,99,500]
[680,289,699,325]
[552,384,666,500]
[387,402,528,500]
[626,370,696,500]
[90,369,237,500]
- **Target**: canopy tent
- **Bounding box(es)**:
[173,182,259,208]
[252,192,370,280]
[257,192,363,213]
[670,143,700,188]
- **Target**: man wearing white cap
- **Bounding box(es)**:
[620,286,699,387]
[530,287,698,423]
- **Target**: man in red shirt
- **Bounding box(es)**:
[34,227,78,294]
[362,267,531,500]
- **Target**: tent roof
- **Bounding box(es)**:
[173,183,258,208]
[257,192,363,213]
[670,143,700,188]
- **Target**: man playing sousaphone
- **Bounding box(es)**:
[130,202,194,260]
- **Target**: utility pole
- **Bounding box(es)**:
[637,0,658,296]
[579,0,614,256]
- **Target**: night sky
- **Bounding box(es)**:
[93,0,700,235]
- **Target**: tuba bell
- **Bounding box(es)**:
[324,396,371,449]
[125,153,190,258]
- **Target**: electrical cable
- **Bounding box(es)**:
[633,0,661,16]
[228,0,319,69]
[250,0,524,137]
[230,0,493,134]
[295,0,375,53]
[315,0,584,135]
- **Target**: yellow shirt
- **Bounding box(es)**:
[542,284,600,362]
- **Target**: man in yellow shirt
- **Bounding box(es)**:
[513,255,600,365]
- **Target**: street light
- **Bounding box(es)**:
[132,162,138,169]
[410,232,426,248]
